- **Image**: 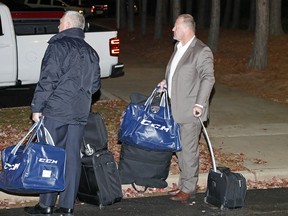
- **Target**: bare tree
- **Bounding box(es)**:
[270,0,284,36]
[162,0,168,25]
[185,0,194,14]
[197,0,207,29]
[154,0,163,39]
[231,0,241,29]
[248,0,269,70]
[120,0,127,29]
[222,0,233,28]
[172,0,181,23]
[208,0,221,52]
[248,0,256,30]
[127,0,135,32]
[197,0,211,28]
[141,0,148,35]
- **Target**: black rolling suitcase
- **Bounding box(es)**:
[78,151,122,208]
[81,112,108,156]
[78,112,122,208]
[200,118,247,209]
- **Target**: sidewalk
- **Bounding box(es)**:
[204,83,288,183]
[101,65,288,189]
[1,65,288,206]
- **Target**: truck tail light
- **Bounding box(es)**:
[91,6,95,13]
[110,37,120,57]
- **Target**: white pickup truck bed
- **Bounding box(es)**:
[0,3,124,87]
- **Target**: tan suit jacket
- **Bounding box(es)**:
[165,37,215,123]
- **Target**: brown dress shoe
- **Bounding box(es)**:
[169,191,195,201]
[167,188,180,196]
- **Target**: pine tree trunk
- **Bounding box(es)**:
[185,0,194,14]
[248,0,269,70]
[248,0,256,30]
[141,0,147,35]
[222,0,233,28]
[172,0,181,23]
[208,0,220,52]
[231,0,241,29]
[127,0,134,32]
[154,0,163,39]
[120,0,126,28]
[270,0,284,36]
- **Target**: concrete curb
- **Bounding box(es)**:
[100,89,119,101]
[2,168,288,202]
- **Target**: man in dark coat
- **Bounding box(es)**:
[25,11,100,215]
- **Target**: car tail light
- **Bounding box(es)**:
[91,6,95,13]
[110,37,120,56]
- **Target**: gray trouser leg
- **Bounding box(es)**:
[176,121,202,194]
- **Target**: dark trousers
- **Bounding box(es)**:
[39,117,85,209]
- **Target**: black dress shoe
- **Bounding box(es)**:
[54,207,74,215]
[24,203,53,215]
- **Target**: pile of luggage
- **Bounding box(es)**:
[77,90,247,210]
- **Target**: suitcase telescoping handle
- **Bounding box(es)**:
[199,117,217,173]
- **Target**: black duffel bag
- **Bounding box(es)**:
[118,143,173,192]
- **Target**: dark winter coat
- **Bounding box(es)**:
[31,28,101,124]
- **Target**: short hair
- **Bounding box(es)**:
[63,11,85,30]
[178,14,196,32]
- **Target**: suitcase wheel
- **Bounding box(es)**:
[84,145,95,156]
[99,204,104,210]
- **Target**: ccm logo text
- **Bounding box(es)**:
[39,158,58,164]
[140,119,169,132]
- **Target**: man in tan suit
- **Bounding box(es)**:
[159,14,215,201]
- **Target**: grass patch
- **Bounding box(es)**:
[0,100,128,153]
[0,106,32,130]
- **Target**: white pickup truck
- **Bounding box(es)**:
[0,3,124,88]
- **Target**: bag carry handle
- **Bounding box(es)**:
[144,87,171,120]
[199,118,217,173]
[36,125,55,146]
[11,118,55,155]
[11,119,41,155]
[159,90,171,119]
[144,87,158,107]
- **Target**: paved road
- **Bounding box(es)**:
[1,188,288,215]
